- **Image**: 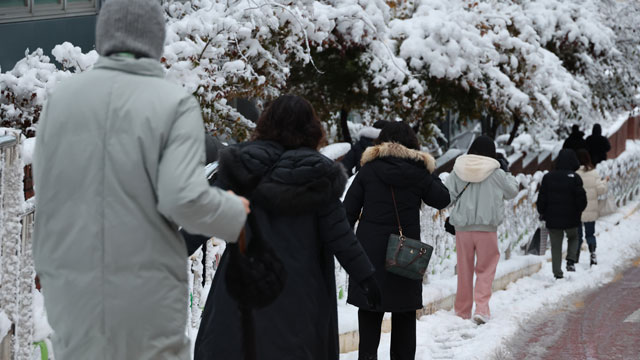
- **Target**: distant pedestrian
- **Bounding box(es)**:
[536,149,587,279]
[343,121,450,360]
[193,95,380,360]
[32,1,249,359]
[340,120,390,176]
[586,123,611,165]
[562,125,587,153]
[575,149,607,266]
[446,136,519,325]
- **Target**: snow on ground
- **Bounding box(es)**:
[341,201,640,360]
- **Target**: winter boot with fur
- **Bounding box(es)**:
[589,244,597,266]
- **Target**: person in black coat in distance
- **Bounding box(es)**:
[586,123,611,165]
[193,95,381,360]
[341,120,390,176]
[343,121,450,360]
[562,124,587,153]
[536,149,587,279]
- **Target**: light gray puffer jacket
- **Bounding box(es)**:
[445,154,519,232]
[33,56,246,360]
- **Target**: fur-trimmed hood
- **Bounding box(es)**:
[359,142,437,187]
[217,140,347,214]
[452,154,500,183]
[361,142,436,173]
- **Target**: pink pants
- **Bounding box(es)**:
[454,231,500,319]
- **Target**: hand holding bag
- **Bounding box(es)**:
[385,187,434,280]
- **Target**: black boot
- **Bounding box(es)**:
[589,244,597,266]
[566,260,576,272]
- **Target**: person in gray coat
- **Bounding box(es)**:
[32,1,249,359]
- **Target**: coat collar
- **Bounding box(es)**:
[361,142,436,173]
[93,55,165,78]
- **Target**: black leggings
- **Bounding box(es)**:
[358,309,416,360]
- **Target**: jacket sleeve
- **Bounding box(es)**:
[536,176,548,217]
[498,170,519,200]
[318,200,375,283]
[156,95,246,242]
[444,173,459,206]
[422,174,451,210]
[343,171,365,228]
[340,147,358,177]
[574,175,588,213]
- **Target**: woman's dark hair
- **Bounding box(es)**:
[375,121,420,150]
[467,135,497,159]
[252,95,324,149]
[576,148,594,171]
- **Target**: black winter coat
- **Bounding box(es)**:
[193,140,375,360]
[562,131,587,153]
[586,133,611,165]
[537,149,588,230]
[343,143,450,312]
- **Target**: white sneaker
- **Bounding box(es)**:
[472,313,489,325]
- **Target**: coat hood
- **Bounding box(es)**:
[357,126,381,140]
[217,140,347,214]
[360,142,436,187]
[555,149,580,171]
[452,154,500,183]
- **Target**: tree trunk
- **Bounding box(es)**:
[507,115,522,145]
[340,107,352,143]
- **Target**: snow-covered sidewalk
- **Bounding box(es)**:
[340,201,640,360]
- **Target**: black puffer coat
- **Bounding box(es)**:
[343,142,450,312]
[537,149,588,230]
[194,140,375,360]
[586,124,611,165]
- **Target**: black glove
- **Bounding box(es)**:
[498,157,509,172]
[359,276,382,310]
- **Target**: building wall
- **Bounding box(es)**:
[0,15,97,71]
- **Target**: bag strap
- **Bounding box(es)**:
[452,182,471,205]
[390,186,404,238]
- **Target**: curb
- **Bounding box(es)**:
[339,260,545,353]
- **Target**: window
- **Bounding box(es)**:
[0,0,99,23]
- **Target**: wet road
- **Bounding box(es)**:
[507,258,640,360]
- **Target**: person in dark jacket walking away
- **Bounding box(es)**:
[343,121,450,360]
[193,95,380,360]
[562,125,588,153]
[586,123,611,166]
[341,120,390,176]
[536,149,588,279]
[445,136,519,325]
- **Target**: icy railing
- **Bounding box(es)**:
[0,130,36,360]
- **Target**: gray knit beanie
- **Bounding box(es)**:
[95,0,166,60]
